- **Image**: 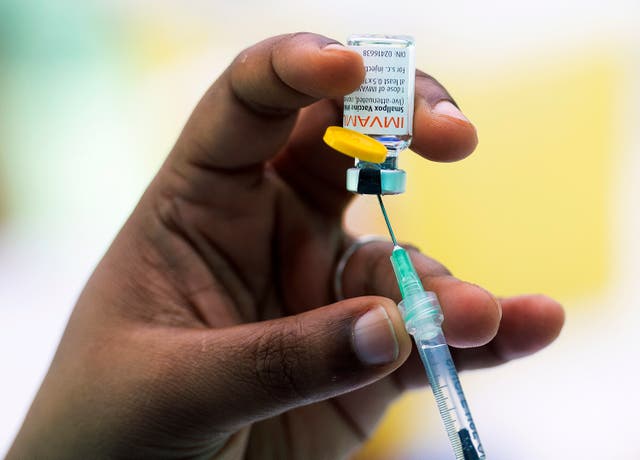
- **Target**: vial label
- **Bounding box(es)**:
[343,44,415,136]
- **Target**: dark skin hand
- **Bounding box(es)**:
[8,33,564,459]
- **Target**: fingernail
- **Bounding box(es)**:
[353,306,399,365]
[322,43,347,52]
[432,100,469,122]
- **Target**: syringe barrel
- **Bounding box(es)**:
[416,331,486,460]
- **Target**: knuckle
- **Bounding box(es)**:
[252,319,310,403]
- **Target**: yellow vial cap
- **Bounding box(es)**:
[323,126,387,163]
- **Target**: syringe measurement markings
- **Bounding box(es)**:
[431,376,464,459]
[422,344,466,459]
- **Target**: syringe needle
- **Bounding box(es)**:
[377,194,398,246]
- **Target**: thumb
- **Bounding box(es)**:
[162,297,411,433]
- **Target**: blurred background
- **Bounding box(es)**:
[1,0,639,458]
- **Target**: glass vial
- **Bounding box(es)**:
[343,34,415,195]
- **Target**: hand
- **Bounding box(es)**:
[8,33,564,460]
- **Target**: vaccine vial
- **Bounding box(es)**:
[343,34,415,195]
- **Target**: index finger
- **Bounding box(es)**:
[169,33,365,176]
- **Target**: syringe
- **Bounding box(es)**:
[377,195,486,460]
